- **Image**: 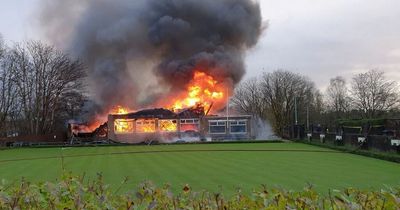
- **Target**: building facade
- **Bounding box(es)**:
[107,108,253,143]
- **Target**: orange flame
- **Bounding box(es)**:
[136,119,156,133]
[169,71,226,112]
[111,106,136,133]
[114,119,134,133]
[159,120,178,132]
[112,106,130,115]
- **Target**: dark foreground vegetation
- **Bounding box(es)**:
[0,173,399,209]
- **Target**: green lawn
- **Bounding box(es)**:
[0,142,399,195]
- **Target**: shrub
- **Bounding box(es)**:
[0,173,399,209]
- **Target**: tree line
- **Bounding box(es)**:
[231,69,400,137]
[0,36,86,137]
[1,34,399,139]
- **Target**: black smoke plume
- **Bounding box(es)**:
[40,0,264,119]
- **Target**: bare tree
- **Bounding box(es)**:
[308,90,325,124]
[231,77,267,118]
[8,41,86,135]
[260,70,317,136]
[326,76,350,118]
[0,35,4,56]
[350,69,399,118]
[0,36,19,136]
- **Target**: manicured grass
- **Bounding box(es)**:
[0,142,399,195]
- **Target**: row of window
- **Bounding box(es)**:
[114,119,247,134]
[181,119,199,124]
[209,120,247,134]
[115,119,199,133]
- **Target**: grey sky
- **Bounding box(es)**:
[1,0,399,89]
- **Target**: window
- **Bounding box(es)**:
[136,119,156,133]
[230,120,247,134]
[209,120,226,134]
[114,119,134,133]
[159,119,177,132]
[180,119,200,132]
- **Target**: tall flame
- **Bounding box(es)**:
[170,71,225,112]
[113,106,129,115]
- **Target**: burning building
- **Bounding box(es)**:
[107,107,253,143]
[45,0,264,142]
[69,71,255,143]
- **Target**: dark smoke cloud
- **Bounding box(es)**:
[40,0,264,116]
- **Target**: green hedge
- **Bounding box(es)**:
[0,173,399,209]
[337,118,385,127]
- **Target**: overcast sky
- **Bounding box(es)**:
[1,0,399,89]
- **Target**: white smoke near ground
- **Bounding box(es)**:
[253,117,280,140]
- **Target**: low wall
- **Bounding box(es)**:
[0,132,67,146]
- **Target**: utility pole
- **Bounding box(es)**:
[226,88,229,134]
[294,96,299,139]
[306,103,310,132]
[294,96,298,125]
